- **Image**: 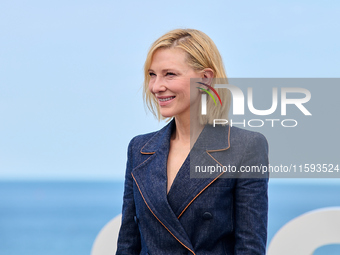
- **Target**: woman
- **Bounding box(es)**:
[116,29,269,255]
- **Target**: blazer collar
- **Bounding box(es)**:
[140,119,175,154]
[140,118,230,155]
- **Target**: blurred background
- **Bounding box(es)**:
[0,0,339,254]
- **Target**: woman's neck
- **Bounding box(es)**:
[172,114,204,149]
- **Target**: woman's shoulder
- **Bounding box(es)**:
[128,130,159,150]
[230,126,267,142]
[229,125,269,152]
[127,120,173,152]
[206,123,268,145]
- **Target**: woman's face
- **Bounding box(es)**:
[148,48,202,119]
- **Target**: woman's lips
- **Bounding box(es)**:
[157,96,176,106]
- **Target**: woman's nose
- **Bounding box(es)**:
[150,77,166,93]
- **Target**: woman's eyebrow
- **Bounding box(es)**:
[148,68,177,73]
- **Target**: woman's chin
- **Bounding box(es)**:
[160,113,174,118]
[159,109,175,118]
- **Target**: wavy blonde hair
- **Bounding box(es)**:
[143,28,231,124]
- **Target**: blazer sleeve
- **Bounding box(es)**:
[116,137,141,254]
[234,132,269,255]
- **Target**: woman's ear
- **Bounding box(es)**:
[202,68,214,85]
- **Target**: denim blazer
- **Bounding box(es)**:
[116,119,269,255]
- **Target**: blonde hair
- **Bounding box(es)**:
[143,28,231,124]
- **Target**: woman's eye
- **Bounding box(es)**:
[149,72,156,77]
[166,72,176,76]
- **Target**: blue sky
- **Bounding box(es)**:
[1,0,339,180]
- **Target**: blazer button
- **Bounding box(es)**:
[134,215,139,224]
[202,212,213,220]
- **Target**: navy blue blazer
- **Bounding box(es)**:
[116,119,269,255]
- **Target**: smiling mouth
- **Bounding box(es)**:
[158,96,175,102]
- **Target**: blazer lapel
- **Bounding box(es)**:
[131,119,195,252]
[167,124,232,219]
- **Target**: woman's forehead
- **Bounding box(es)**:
[150,48,188,70]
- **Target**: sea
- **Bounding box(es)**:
[0,180,339,255]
